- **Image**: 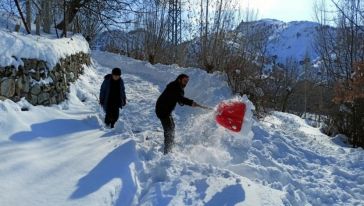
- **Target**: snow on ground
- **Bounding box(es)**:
[0,50,363,206]
[0,28,89,68]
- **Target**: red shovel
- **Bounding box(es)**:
[215,101,246,132]
[196,101,247,132]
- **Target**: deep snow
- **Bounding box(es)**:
[0,28,89,68]
[0,51,363,206]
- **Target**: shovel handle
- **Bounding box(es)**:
[197,105,214,111]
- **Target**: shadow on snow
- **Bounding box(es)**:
[10,118,99,141]
[70,140,139,206]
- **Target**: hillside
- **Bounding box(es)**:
[93,19,326,67]
[237,19,322,64]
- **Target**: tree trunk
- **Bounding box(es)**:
[63,0,68,37]
[36,15,41,35]
[281,90,293,112]
[42,0,51,33]
[56,0,91,30]
[26,0,32,31]
[13,0,30,34]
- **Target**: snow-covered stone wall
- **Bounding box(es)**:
[0,29,91,106]
[0,52,91,105]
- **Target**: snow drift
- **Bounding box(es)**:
[0,29,89,68]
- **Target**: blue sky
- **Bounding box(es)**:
[238,0,334,22]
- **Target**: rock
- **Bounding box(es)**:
[11,69,17,77]
[38,61,47,70]
[55,82,61,91]
[43,85,52,92]
[12,96,20,102]
[30,84,41,95]
[15,76,30,94]
[16,78,23,95]
[40,71,47,79]
[54,71,61,80]
[50,96,57,105]
[63,74,68,84]
[0,78,15,97]
[54,63,61,71]
[21,65,29,75]
[22,76,30,93]
[38,92,50,105]
[30,69,41,81]
[4,67,13,77]
[49,72,57,82]
[56,93,64,103]
[29,95,38,105]
[67,72,75,81]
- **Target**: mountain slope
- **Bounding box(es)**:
[237,19,322,63]
[94,19,325,66]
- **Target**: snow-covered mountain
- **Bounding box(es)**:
[237,19,321,64]
[94,19,325,69]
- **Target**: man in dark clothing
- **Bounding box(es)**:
[155,74,202,154]
[99,68,126,128]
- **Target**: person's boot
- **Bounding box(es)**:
[164,143,172,155]
[104,119,110,128]
[110,122,115,128]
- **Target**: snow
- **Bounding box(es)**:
[237,19,321,64]
[0,29,90,68]
[265,21,320,63]
[0,50,363,206]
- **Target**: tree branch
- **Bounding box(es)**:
[13,0,30,34]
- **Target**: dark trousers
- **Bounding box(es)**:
[159,116,175,154]
[105,107,120,128]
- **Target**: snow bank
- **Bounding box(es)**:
[0,29,90,68]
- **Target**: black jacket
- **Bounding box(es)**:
[155,80,194,118]
[99,74,126,111]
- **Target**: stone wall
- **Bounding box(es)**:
[0,52,91,105]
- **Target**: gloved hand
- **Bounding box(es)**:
[192,102,200,107]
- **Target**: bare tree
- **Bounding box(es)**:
[42,0,52,33]
[142,0,170,64]
[314,0,364,147]
[26,0,31,31]
[13,0,30,33]
[197,0,238,73]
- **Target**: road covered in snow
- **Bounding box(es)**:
[0,51,363,206]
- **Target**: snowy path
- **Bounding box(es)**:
[91,52,283,205]
[0,51,363,206]
[92,51,364,206]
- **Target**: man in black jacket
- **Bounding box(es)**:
[156,74,202,154]
[99,68,126,128]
